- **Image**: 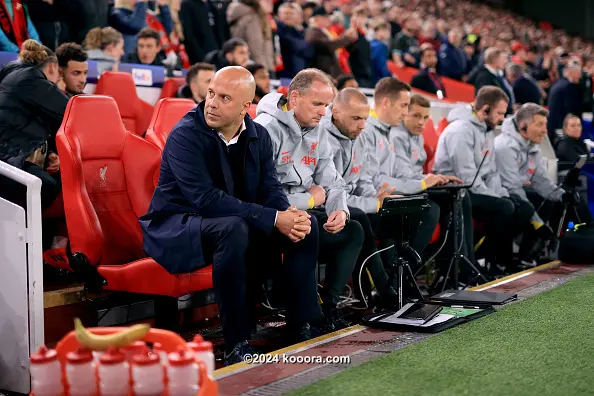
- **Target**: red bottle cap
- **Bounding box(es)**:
[30,345,58,364]
[132,352,160,366]
[99,347,125,365]
[66,348,93,364]
[168,347,194,367]
[189,340,213,353]
[192,335,204,343]
[153,342,164,352]
[121,341,146,352]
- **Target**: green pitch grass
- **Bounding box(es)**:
[291,274,594,396]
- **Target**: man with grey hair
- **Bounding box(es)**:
[474,47,514,114]
[506,63,542,107]
[547,60,584,145]
[255,68,364,330]
[495,103,567,265]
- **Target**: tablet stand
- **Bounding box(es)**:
[434,188,488,291]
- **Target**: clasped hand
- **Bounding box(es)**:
[276,206,312,242]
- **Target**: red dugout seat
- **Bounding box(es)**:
[423,119,439,174]
[146,98,196,150]
[159,77,185,99]
[56,95,213,297]
[248,103,257,119]
[437,117,449,135]
[95,72,154,137]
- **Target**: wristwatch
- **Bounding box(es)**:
[343,210,350,223]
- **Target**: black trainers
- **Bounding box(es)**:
[322,302,350,331]
[224,340,254,366]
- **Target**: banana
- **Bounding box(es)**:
[74,318,151,350]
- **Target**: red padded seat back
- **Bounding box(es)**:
[437,117,449,135]
[159,77,185,99]
[423,119,438,174]
[95,72,154,136]
[145,98,196,150]
[248,103,257,119]
[56,96,161,267]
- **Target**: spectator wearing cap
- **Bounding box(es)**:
[462,39,477,75]
[510,41,527,65]
[276,3,313,79]
[506,63,541,107]
[411,45,446,98]
[547,61,584,146]
[345,6,373,88]
[305,7,357,79]
[474,47,515,115]
[438,27,466,81]
[524,45,540,77]
[370,19,391,84]
[390,15,420,68]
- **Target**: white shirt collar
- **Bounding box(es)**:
[218,121,246,146]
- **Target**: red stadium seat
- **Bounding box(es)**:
[248,103,257,119]
[386,61,417,84]
[437,117,449,135]
[146,98,196,151]
[95,72,154,137]
[159,77,186,99]
[56,95,213,297]
[277,86,288,96]
[423,119,439,174]
[441,77,475,103]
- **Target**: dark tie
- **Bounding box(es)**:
[428,71,443,92]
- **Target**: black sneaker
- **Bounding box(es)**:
[322,303,350,331]
[224,340,254,366]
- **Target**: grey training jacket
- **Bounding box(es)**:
[391,123,427,192]
[254,93,349,215]
[433,105,508,197]
[362,113,426,194]
[495,117,564,222]
[321,115,379,214]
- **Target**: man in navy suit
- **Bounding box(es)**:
[140,67,323,365]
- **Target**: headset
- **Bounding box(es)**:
[484,105,491,115]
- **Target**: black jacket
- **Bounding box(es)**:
[513,75,542,105]
[474,67,514,114]
[139,103,289,273]
[179,0,230,64]
[0,64,68,168]
[411,69,446,97]
[347,33,373,88]
[556,136,590,164]
[547,78,583,143]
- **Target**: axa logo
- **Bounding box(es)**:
[99,166,108,188]
[301,155,317,167]
[349,164,362,176]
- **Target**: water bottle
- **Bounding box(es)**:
[168,347,199,395]
[131,352,164,396]
[30,345,63,396]
[66,348,97,396]
[152,342,168,367]
[188,335,215,376]
[98,347,129,396]
[121,340,148,362]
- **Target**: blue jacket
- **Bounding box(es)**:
[438,42,467,81]
[139,103,290,273]
[276,20,314,78]
[370,39,391,84]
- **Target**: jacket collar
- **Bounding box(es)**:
[368,109,391,136]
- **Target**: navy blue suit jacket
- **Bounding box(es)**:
[139,103,290,273]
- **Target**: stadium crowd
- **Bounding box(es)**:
[0,0,593,366]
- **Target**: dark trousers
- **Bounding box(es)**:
[0,162,61,210]
[309,209,364,303]
[470,192,533,265]
[201,216,322,347]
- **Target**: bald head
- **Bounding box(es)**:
[215,66,256,103]
[204,66,255,134]
[332,87,370,140]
